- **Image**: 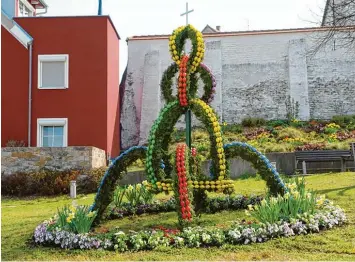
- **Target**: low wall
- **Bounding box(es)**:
[201,152,296,177]
[1,146,107,175]
[116,152,355,185]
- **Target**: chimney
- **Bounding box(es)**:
[216,26,221,32]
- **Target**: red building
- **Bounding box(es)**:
[1,14,121,157]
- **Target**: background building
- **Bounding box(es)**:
[1,0,121,158]
[119,2,355,149]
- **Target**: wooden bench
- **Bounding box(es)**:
[295,143,355,174]
[350,142,355,167]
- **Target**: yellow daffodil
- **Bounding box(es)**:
[270,197,278,204]
[292,191,300,198]
[87,211,95,218]
[247,204,254,211]
[69,205,76,213]
[316,199,324,206]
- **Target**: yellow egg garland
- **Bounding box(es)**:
[169,25,205,73]
[190,99,227,180]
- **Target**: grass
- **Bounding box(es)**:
[2,172,355,261]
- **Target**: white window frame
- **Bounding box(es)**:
[37,118,68,147]
[18,0,35,17]
[38,54,69,89]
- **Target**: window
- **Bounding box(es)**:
[37,118,68,147]
[18,0,35,17]
[38,55,69,89]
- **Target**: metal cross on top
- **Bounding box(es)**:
[180,2,194,26]
[180,2,194,149]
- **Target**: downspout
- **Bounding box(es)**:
[28,41,33,147]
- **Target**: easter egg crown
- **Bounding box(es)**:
[90,25,288,227]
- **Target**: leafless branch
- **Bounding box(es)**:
[310,0,355,55]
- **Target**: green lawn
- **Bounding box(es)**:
[2,172,355,261]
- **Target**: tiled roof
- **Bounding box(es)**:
[127,26,352,41]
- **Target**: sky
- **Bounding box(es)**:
[42,0,328,79]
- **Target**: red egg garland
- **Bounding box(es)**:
[178,55,189,107]
[175,144,192,221]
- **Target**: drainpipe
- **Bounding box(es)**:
[28,41,33,147]
[98,0,102,15]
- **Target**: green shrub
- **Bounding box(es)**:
[290,121,307,128]
[347,123,355,131]
[331,115,355,127]
[1,169,80,196]
[277,127,304,140]
[77,167,106,194]
[324,127,338,134]
[263,143,294,153]
[222,124,243,133]
[267,120,289,128]
[324,141,349,150]
[1,167,107,197]
[241,117,266,127]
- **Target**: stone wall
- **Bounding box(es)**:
[1,146,107,175]
[121,28,355,148]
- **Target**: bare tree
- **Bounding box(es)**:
[315,0,355,52]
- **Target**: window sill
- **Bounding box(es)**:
[38,87,69,90]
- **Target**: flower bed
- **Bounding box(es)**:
[33,204,346,251]
[109,195,263,220]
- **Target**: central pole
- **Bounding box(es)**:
[181,2,193,149]
[98,0,102,15]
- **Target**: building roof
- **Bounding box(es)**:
[127,26,353,41]
[321,0,331,26]
[201,24,218,33]
[15,15,121,40]
[1,8,33,48]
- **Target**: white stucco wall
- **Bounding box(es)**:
[120,29,355,148]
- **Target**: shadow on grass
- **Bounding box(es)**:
[316,185,355,196]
